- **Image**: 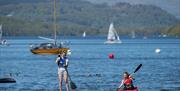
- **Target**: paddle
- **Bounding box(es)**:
[65,67,77,90]
[118,64,142,90]
[131,64,142,75]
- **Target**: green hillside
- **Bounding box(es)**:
[166,24,180,36]
[0,0,179,36]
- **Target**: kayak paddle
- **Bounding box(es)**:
[133,64,142,74]
[65,67,77,90]
[129,64,142,77]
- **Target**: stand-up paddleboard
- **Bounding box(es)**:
[0,78,16,83]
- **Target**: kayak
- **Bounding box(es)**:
[0,78,16,83]
[116,87,138,91]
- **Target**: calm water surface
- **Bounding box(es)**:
[0,37,180,91]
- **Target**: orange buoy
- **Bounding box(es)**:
[109,54,114,59]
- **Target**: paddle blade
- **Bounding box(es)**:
[70,81,77,89]
[134,64,142,73]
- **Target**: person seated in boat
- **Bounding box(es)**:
[56,52,69,91]
[118,72,135,90]
[1,40,7,44]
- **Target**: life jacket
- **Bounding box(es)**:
[122,78,134,90]
[124,78,133,86]
[58,57,67,68]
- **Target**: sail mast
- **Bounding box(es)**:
[53,0,57,45]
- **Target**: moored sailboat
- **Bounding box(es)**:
[0,24,8,45]
[30,0,69,55]
[82,32,86,38]
[104,23,122,44]
[131,31,136,39]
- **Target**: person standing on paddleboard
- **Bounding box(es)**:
[118,72,135,90]
[56,52,69,91]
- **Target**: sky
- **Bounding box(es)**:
[86,0,180,19]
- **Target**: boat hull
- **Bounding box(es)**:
[104,40,122,44]
[31,48,69,55]
[0,78,16,83]
[116,87,138,91]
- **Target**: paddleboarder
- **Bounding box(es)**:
[118,72,135,90]
[56,52,69,91]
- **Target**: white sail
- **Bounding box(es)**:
[0,25,8,45]
[115,32,120,41]
[105,23,122,44]
[83,32,86,37]
[107,23,116,40]
[132,31,136,38]
[0,24,2,40]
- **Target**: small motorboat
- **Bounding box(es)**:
[0,78,16,83]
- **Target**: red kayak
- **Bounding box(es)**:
[117,87,138,91]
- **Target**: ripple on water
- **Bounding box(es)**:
[1,38,180,91]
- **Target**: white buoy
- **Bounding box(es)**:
[29,44,33,48]
[155,48,161,54]
[67,49,71,55]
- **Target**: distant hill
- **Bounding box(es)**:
[0,0,47,5]
[86,0,180,19]
[0,0,179,36]
[166,24,180,36]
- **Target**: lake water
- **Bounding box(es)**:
[0,37,180,91]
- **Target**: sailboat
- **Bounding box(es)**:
[82,32,86,37]
[104,23,122,44]
[30,0,69,55]
[131,31,136,38]
[0,24,7,45]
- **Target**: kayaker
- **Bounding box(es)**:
[118,72,135,90]
[56,52,69,91]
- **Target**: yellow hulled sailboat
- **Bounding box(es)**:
[30,0,69,55]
